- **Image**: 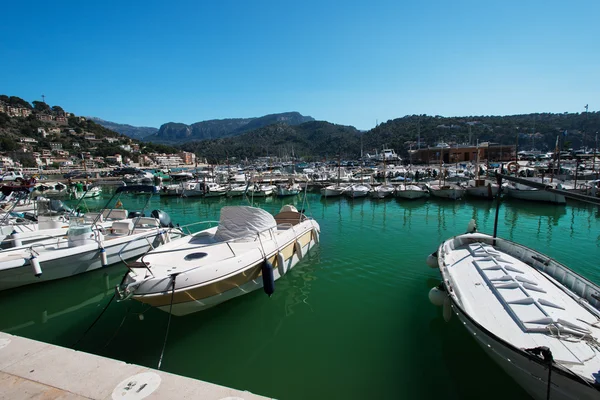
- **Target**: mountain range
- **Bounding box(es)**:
[93,112,315,143]
[89,117,158,140]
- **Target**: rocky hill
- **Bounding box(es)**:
[181,120,360,162]
[90,117,158,140]
[146,111,315,143]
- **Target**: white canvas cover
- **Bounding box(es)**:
[214,206,276,241]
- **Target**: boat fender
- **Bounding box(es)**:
[30,254,42,277]
[443,296,452,322]
[276,252,285,270]
[164,230,171,243]
[261,259,275,297]
[312,228,319,244]
[100,247,108,267]
[428,285,447,307]
[294,241,303,260]
[426,251,438,268]
[11,230,22,248]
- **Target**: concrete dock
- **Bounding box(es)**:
[0,332,269,400]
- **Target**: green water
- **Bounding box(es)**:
[1,192,599,399]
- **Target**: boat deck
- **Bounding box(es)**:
[444,240,600,382]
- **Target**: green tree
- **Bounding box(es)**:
[32,101,51,113]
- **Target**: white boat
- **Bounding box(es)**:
[394,184,428,200]
[0,186,183,291]
[247,183,276,197]
[345,183,372,198]
[116,205,320,316]
[71,186,102,200]
[276,182,301,197]
[226,184,248,197]
[369,184,395,199]
[465,179,500,199]
[506,179,566,204]
[320,184,347,197]
[427,183,465,200]
[427,230,600,400]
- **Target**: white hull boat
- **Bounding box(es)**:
[506,182,566,204]
[465,179,500,199]
[276,183,301,197]
[116,205,320,316]
[320,185,347,197]
[370,184,395,199]
[71,186,102,200]
[428,184,465,200]
[346,184,372,198]
[428,232,600,400]
[226,184,248,197]
[247,184,276,197]
[395,184,428,199]
[0,186,183,291]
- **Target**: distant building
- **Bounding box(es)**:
[50,142,63,151]
[104,137,118,144]
[84,133,96,140]
[179,151,196,165]
[36,114,53,122]
[412,144,516,164]
[37,127,48,138]
[19,137,38,144]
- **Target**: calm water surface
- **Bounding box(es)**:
[1,191,599,399]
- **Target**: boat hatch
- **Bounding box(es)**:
[184,252,208,261]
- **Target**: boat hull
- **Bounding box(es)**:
[506,187,566,204]
[128,221,319,316]
[0,230,181,291]
[465,184,499,199]
[452,301,600,400]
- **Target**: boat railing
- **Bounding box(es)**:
[177,220,220,236]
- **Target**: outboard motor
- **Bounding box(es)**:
[127,211,145,219]
[151,210,173,228]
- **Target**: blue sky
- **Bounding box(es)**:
[1,0,598,130]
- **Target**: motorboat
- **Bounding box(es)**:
[116,205,320,316]
[505,179,566,204]
[320,184,347,198]
[394,184,428,200]
[369,184,395,199]
[345,183,372,198]
[427,229,600,400]
[0,186,183,291]
[70,186,102,200]
[276,182,301,197]
[226,184,248,197]
[427,183,466,200]
[247,183,276,197]
[465,179,500,199]
[181,181,227,198]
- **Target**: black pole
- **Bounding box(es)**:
[492,173,503,245]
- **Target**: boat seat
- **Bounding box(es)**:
[84,212,103,223]
[102,209,128,220]
[133,217,160,228]
[274,211,306,226]
[111,221,133,235]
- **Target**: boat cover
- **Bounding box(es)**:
[214,206,276,242]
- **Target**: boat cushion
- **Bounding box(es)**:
[112,221,133,235]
